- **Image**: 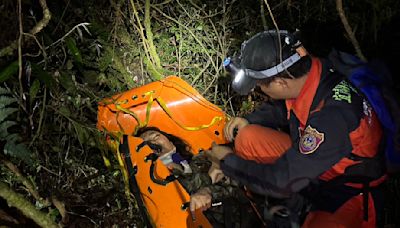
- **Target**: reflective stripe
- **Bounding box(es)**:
[247,53,301,79]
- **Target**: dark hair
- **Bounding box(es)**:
[136,126,193,161]
[258,55,312,85]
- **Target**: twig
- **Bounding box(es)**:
[52,197,69,224]
[214,83,219,104]
[23,32,47,66]
[0,158,50,207]
[144,0,161,68]
[263,0,282,63]
[202,69,219,96]
[191,59,211,86]
[29,87,47,148]
[67,212,97,226]
[45,22,91,49]
[0,0,51,57]
[228,94,236,117]
[52,0,71,35]
[260,0,268,30]
[18,0,24,114]
[129,0,163,80]
[153,0,174,7]
[38,164,60,177]
[263,0,295,78]
[336,0,367,62]
[31,0,52,35]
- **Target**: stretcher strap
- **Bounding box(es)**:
[101,136,131,198]
[116,139,131,197]
[151,93,223,131]
[101,140,113,168]
[115,91,224,133]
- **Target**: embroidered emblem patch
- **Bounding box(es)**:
[299,125,325,154]
[332,80,358,103]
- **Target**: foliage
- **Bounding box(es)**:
[0,86,33,165]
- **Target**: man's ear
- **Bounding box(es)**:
[275,78,289,88]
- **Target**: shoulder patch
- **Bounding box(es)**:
[299,125,325,154]
[332,80,357,103]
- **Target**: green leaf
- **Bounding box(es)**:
[0,61,19,83]
[98,51,113,72]
[59,72,77,94]
[0,107,18,123]
[58,106,71,117]
[66,37,83,63]
[0,95,17,108]
[4,141,33,166]
[31,63,56,88]
[48,208,60,221]
[72,122,89,145]
[0,120,16,138]
[5,133,20,143]
[29,79,41,105]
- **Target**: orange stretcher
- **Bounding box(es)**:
[97,76,228,227]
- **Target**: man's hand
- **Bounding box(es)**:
[205,142,233,166]
[224,117,249,142]
[208,164,225,184]
[190,187,212,213]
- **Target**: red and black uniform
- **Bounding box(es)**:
[220,58,386,227]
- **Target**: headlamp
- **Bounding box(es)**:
[224,57,257,95]
[223,30,303,95]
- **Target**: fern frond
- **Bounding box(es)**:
[0,85,32,165]
[0,95,17,108]
[0,120,16,138]
[5,133,21,144]
[0,87,9,95]
[4,141,33,166]
[0,107,18,123]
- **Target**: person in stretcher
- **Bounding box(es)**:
[137,126,263,227]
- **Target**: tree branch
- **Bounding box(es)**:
[144,0,161,69]
[0,158,50,207]
[336,0,367,62]
[0,0,52,58]
[0,182,58,228]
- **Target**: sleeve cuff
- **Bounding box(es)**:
[220,153,238,176]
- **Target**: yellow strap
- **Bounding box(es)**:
[115,104,144,127]
[101,150,112,168]
[155,96,223,131]
[144,91,154,127]
[115,139,132,198]
[114,91,223,132]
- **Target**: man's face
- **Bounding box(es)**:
[257,78,291,100]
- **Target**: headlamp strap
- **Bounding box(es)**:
[248,52,301,79]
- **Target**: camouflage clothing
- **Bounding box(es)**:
[170,153,261,227]
[171,153,239,200]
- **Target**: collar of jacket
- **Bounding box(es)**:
[285,57,322,127]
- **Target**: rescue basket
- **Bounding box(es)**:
[97,76,228,227]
